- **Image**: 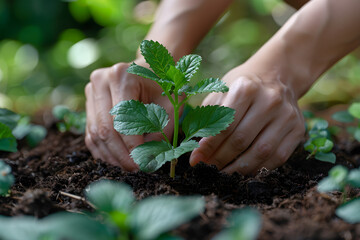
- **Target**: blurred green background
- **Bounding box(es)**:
[0,0,359,115]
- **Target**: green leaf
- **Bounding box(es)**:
[0,122,17,152]
[0,108,20,130]
[213,208,262,240]
[0,212,116,240]
[131,140,199,172]
[0,160,14,196]
[26,125,47,148]
[166,65,187,90]
[310,119,328,130]
[130,195,204,240]
[332,111,355,123]
[349,102,360,119]
[354,128,360,142]
[317,165,348,192]
[336,198,360,223]
[182,105,235,140]
[314,152,336,164]
[183,78,229,96]
[85,180,134,213]
[317,177,341,192]
[347,168,360,188]
[110,100,169,135]
[52,105,71,120]
[329,165,348,183]
[312,138,333,153]
[176,54,201,79]
[127,62,161,82]
[302,110,315,119]
[140,40,175,78]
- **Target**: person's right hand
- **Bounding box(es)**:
[85,60,174,171]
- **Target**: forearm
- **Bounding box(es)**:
[137,0,233,61]
[245,0,360,99]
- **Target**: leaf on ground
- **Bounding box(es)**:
[0,108,20,130]
[175,54,201,80]
[140,40,174,79]
[182,78,229,96]
[182,105,235,140]
[315,152,336,164]
[332,111,355,123]
[131,140,199,172]
[0,122,17,152]
[110,100,169,135]
[336,198,360,224]
[130,195,204,240]
[85,180,134,213]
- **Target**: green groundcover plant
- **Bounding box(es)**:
[0,160,14,196]
[52,105,86,134]
[317,165,360,223]
[110,40,235,178]
[0,108,47,151]
[0,180,205,240]
[332,102,360,142]
[303,117,336,164]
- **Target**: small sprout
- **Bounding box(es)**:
[304,118,336,164]
[52,105,86,134]
[332,102,360,142]
[0,123,17,153]
[12,116,47,148]
[110,40,235,177]
[213,208,262,240]
[0,160,15,196]
[317,165,360,223]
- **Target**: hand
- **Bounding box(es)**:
[189,64,305,175]
[85,60,174,171]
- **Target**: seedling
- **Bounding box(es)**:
[52,105,86,134]
[0,160,14,196]
[332,102,360,142]
[110,40,235,178]
[317,165,360,223]
[0,180,205,240]
[213,208,262,240]
[304,118,336,163]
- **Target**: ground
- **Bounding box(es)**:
[0,124,360,239]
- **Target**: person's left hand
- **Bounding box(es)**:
[189,64,305,175]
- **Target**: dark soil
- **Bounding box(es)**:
[1,126,360,240]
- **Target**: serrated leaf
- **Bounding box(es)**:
[131,140,199,172]
[85,180,134,213]
[349,102,360,119]
[183,78,229,96]
[166,65,187,90]
[182,105,235,140]
[176,54,202,79]
[213,208,261,240]
[336,198,360,223]
[130,196,204,240]
[0,122,17,152]
[140,40,175,78]
[110,100,169,135]
[332,111,355,123]
[127,62,161,82]
[314,152,336,164]
[0,108,20,130]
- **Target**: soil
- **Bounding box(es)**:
[1,125,360,240]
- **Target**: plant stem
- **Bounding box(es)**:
[170,93,180,178]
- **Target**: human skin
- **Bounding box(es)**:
[85,0,360,174]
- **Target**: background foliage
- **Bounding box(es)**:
[0,0,359,114]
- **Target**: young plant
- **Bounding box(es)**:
[0,180,205,240]
[0,160,15,196]
[52,105,86,134]
[304,118,336,163]
[110,40,235,177]
[317,165,360,223]
[332,102,360,142]
[213,208,262,240]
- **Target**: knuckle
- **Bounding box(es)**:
[267,90,283,107]
[230,131,248,152]
[255,142,273,160]
[236,78,258,97]
[97,124,112,142]
[111,63,129,78]
[277,151,289,165]
[90,69,105,82]
[84,83,92,96]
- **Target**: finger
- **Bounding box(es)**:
[89,72,139,171]
[190,79,257,167]
[108,63,145,152]
[222,116,295,175]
